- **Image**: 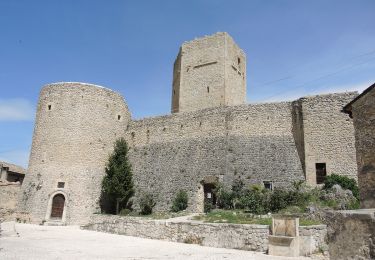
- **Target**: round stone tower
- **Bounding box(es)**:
[18,82,130,225]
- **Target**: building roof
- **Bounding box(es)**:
[343,82,375,117]
[0,161,26,175]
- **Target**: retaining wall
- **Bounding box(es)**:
[83,214,327,253]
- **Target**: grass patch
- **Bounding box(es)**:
[193,210,322,226]
[124,211,188,219]
[193,210,271,225]
[299,219,322,226]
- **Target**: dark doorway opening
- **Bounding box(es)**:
[204,183,217,207]
[51,194,65,219]
[316,163,327,184]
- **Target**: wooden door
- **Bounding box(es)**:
[51,194,65,218]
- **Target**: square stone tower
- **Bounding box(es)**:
[171,32,246,113]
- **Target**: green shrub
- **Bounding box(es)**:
[324,174,359,199]
[204,201,214,213]
[216,186,234,210]
[119,208,131,216]
[269,188,291,212]
[240,186,268,214]
[139,193,156,215]
[171,190,188,212]
[347,198,360,210]
[231,179,245,198]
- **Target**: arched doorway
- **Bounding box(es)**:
[50,194,65,219]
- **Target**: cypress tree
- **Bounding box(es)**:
[101,138,134,213]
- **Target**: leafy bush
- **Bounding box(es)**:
[171,190,188,212]
[139,193,156,215]
[213,178,359,215]
[216,185,234,210]
[269,188,292,212]
[323,174,359,200]
[204,201,214,213]
[119,208,131,216]
[240,185,269,214]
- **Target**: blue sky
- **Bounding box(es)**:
[0,0,374,167]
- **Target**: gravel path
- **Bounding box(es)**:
[0,222,309,260]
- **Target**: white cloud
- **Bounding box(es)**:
[264,81,372,102]
[0,149,30,168]
[0,98,35,121]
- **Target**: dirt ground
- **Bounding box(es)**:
[0,222,309,260]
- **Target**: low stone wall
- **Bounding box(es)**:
[83,215,327,253]
[0,182,21,221]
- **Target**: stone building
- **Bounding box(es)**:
[343,83,375,208]
[17,32,359,225]
[0,161,25,220]
[0,161,26,183]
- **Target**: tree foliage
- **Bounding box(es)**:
[101,138,134,213]
[171,190,188,212]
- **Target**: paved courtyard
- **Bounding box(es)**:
[0,222,309,260]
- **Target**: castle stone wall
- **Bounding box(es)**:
[18,83,130,225]
[126,102,305,212]
[299,93,358,184]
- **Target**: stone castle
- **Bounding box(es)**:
[17,32,359,225]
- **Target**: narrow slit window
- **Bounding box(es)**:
[316,163,327,184]
[238,57,241,65]
[263,181,273,190]
[48,104,52,110]
[117,115,121,120]
[207,86,210,93]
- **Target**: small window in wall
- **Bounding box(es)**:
[48,104,52,111]
[238,57,241,65]
[207,86,210,93]
[316,163,327,184]
[57,182,65,188]
[263,181,273,190]
[117,115,121,120]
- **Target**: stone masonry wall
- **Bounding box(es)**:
[126,102,305,212]
[299,93,358,184]
[83,214,327,254]
[351,87,375,208]
[18,83,130,225]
